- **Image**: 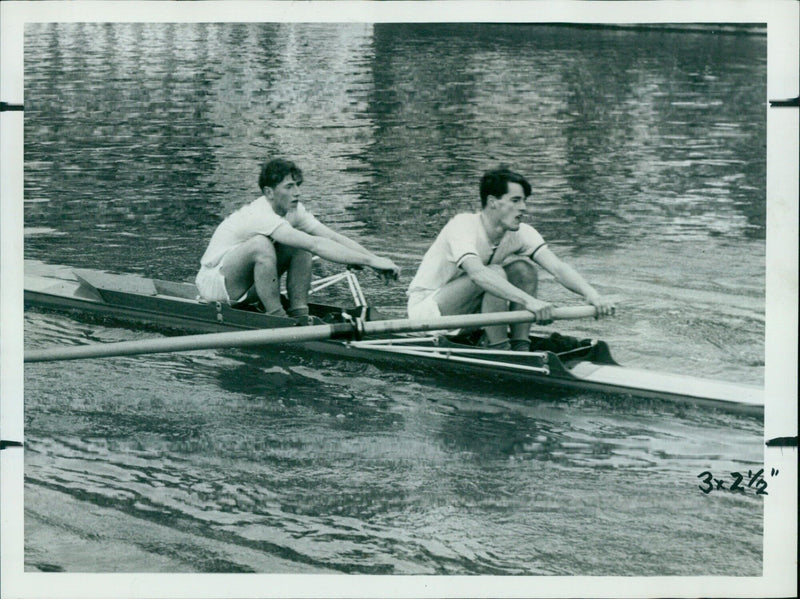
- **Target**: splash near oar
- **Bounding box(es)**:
[24,306,598,363]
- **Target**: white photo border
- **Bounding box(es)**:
[2,2,797,597]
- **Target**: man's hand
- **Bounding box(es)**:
[523,297,554,324]
[586,293,616,318]
[370,257,401,283]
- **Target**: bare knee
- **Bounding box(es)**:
[275,244,311,275]
[487,263,508,279]
[277,244,311,264]
[220,235,276,280]
[248,235,278,268]
[504,260,538,294]
[219,236,279,303]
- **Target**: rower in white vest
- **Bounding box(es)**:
[196,158,400,320]
[407,166,615,351]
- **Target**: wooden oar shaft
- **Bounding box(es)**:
[24,322,350,363]
[24,306,598,363]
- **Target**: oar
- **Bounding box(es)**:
[24,305,600,363]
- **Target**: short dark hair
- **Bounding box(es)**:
[479,166,531,208]
[259,158,303,191]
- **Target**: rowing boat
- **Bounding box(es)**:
[23,261,764,415]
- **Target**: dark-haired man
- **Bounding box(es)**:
[407,166,614,351]
[196,158,400,318]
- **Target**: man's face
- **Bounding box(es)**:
[491,182,527,231]
[269,174,301,216]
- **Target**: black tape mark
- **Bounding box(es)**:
[0,440,24,450]
[765,436,798,448]
[769,97,799,108]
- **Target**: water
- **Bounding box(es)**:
[22,23,765,575]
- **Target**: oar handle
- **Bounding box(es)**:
[362,306,599,336]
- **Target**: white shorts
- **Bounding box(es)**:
[195,263,248,304]
[407,290,442,320]
[407,290,469,335]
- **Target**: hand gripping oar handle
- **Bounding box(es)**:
[359,305,599,336]
[24,305,600,363]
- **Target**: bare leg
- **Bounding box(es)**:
[276,244,313,315]
[430,274,485,316]
[479,291,510,346]
[431,267,507,345]
[504,258,539,347]
[434,260,538,348]
[219,235,286,316]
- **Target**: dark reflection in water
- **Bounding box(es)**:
[371,26,763,243]
[25,23,765,277]
[24,22,765,575]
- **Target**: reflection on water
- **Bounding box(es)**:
[24,333,763,575]
[23,23,765,575]
[25,23,765,276]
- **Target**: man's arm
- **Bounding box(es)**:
[533,247,615,316]
[310,222,373,254]
[304,221,400,280]
[460,256,553,322]
[270,224,399,277]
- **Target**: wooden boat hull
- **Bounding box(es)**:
[23,262,764,415]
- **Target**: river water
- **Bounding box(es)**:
[22,23,766,576]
